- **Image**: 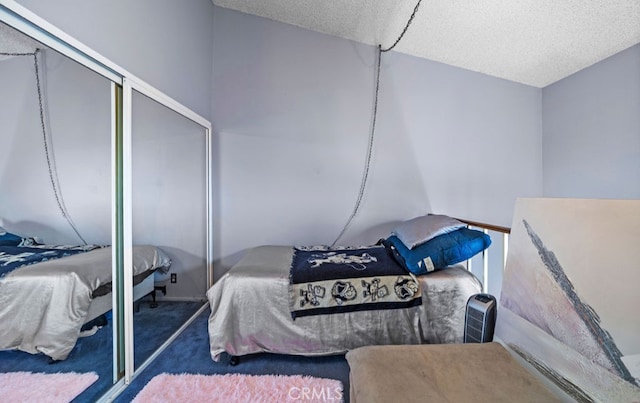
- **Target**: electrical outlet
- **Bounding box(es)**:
[170,273,177,283]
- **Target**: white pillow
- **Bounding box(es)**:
[391,214,465,249]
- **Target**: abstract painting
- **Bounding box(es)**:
[496,198,640,402]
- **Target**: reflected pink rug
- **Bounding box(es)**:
[133,373,343,402]
[0,371,98,403]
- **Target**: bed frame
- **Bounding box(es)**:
[84,274,155,324]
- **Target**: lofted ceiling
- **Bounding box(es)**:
[212,0,640,88]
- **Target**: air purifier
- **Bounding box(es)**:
[464,293,497,343]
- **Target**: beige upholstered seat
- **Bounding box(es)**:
[346,342,562,403]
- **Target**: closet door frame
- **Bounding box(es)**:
[120,75,213,385]
[0,2,213,400]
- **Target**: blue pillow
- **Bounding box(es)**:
[383,227,491,275]
[0,227,23,246]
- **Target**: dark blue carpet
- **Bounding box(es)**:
[113,308,351,402]
[0,299,203,402]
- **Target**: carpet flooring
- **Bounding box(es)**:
[114,308,351,402]
[0,302,351,402]
[0,298,203,402]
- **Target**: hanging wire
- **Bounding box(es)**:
[0,51,35,57]
[381,0,423,53]
[32,49,88,245]
[331,45,382,247]
[331,0,422,247]
[0,49,87,244]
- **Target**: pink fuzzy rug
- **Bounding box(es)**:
[133,373,344,402]
[0,371,98,403]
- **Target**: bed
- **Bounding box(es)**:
[207,243,482,362]
[207,215,494,362]
[0,236,171,361]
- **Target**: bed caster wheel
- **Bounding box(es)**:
[228,356,239,366]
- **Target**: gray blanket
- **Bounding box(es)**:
[207,245,481,361]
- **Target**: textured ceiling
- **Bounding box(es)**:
[0,21,41,61]
[212,0,640,87]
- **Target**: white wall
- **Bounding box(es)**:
[212,7,542,276]
[542,44,640,199]
[15,0,214,120]
[23,3,634,290]
[15,2,636,290]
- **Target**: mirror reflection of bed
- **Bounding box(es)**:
[0,21,206,400]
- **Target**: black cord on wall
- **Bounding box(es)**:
[331,0,423,247]
[2,48,87,244]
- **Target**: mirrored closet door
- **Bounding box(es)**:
[0,19,118,401]
[130,88,209,372]
[0,4,212,401]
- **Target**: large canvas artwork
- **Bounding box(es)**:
[496,198,640,402]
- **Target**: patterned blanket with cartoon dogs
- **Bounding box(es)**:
[289,245,422,319]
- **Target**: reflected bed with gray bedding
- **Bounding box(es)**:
[207,245,482,361]
[0,245,171,360]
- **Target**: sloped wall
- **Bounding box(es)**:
[6,3,547,283]
[211,6,542,276]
